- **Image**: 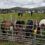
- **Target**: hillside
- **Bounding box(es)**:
[0,6,45,13]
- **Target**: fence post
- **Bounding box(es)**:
[32,34,36,45]
[32,23,36,45]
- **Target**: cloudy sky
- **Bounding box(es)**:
[0,0,45,9]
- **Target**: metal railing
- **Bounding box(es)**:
[0,24,45,45]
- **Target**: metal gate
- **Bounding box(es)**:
[0,23,45,45]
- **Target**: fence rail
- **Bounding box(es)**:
[0,24,45,45]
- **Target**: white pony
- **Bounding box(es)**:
[39,19,45,26]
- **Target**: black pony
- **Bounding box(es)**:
[25,20,33,38]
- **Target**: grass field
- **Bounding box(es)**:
[0,13,45,22]
[0,13,45,45]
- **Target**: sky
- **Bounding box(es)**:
[0,0,45,9]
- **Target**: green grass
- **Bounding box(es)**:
[0,13,45,22]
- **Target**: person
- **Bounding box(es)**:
[31,11,33,16]
[18,13,23,17]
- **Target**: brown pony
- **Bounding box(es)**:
[1,20,13,35]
